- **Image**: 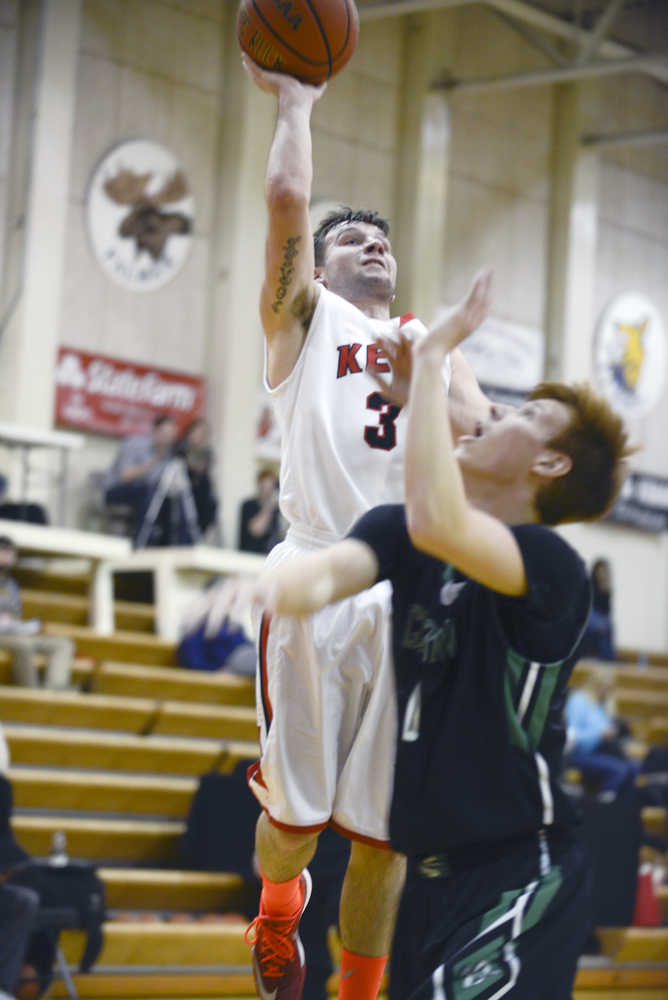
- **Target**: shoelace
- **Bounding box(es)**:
[244,910,298,977]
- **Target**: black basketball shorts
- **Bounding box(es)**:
[390,829,592,1000]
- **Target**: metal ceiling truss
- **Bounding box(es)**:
[358,0,668,88]
[434,52,668,94]
[487,6,570,67]
[581,127,668,149]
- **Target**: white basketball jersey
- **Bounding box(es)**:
[266,286,451,541]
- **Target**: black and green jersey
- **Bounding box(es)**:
[348,504,591,856]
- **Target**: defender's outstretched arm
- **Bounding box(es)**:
[403,272,529,597]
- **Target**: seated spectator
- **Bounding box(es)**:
[104,414,198,546]
[175,419,218,538]
[576,557,616,661]
[565,667,639,800]
[238,468,284,555]
[177,581,255,677]
[0,538,73,690]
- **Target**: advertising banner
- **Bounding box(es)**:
[54,347,205,438]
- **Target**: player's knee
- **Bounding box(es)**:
[260,814,318,855]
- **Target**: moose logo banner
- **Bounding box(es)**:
[86,140,195,292]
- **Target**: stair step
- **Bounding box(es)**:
[4,724,257,776]
[100,868,246,912]
[11,814,183,863]
[8,767,197,818]
[60,920,249,967]
[43,622,177,666]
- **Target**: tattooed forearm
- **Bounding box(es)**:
[271,236,301,313]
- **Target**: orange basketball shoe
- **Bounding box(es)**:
[245,869,312,1000]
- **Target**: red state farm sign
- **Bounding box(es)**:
[54,347,205,438]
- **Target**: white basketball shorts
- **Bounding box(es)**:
[249,533,396,846]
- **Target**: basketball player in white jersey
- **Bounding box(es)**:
[241,55,489,1000]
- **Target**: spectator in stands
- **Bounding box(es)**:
[0,537,74,690]
[104,414,198,546]
[0,769,39,1000]
[238,468,284,555]
[576,557,616,662]
[565,666,638,800]
[177,581,256,677]
[175,419,218,538]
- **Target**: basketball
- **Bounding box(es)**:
[237,0,359,85]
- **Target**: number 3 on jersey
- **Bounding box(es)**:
[365,391,401,451]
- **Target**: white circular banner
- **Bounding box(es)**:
[593,291,667,418]
[86,139,195,292]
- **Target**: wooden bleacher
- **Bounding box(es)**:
[90,660,254,706]
[1,547,665,999]
[9,767,197,817]
[100,868,245,912]
[42,621,178,666]
[0,685,257,739]
[12,814,184,864]
[4,725,257,776]
[21,589,155,633]
[4,723,258,775]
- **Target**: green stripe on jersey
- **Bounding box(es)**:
[503,649,530,752]
[525,664,562,750]
[504,650,566,752]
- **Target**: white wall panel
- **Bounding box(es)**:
[123,0,220,91]
[70,54,120,201]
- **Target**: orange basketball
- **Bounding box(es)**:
[237,0,359,85]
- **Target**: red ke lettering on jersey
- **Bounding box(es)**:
[336,343,390,379]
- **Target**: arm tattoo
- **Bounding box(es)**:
[271,236,301,314]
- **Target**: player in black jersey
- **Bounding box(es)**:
[216,272,631,998]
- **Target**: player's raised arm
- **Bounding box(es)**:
[403,272,530,597]
[447,347,493,438]
[243,56,325,386]
[207,539,379,629]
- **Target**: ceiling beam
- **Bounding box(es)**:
[581,127,668,150]
[358,0,668,86]
[575,0,626,66]
[358,0,474,20]
[488,6,569,67]
[435,53,668,94]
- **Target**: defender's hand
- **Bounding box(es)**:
[194,575,282,638]
[422,270,493,357]
[370,332,413,407]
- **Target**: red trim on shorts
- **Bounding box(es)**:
[330,819,393,851]
[267,813,330,835]
[247,763,392,845]
[247,759,266,790]
[247,760,330,835]
[259,613,273,726]
[399,312,416,325]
